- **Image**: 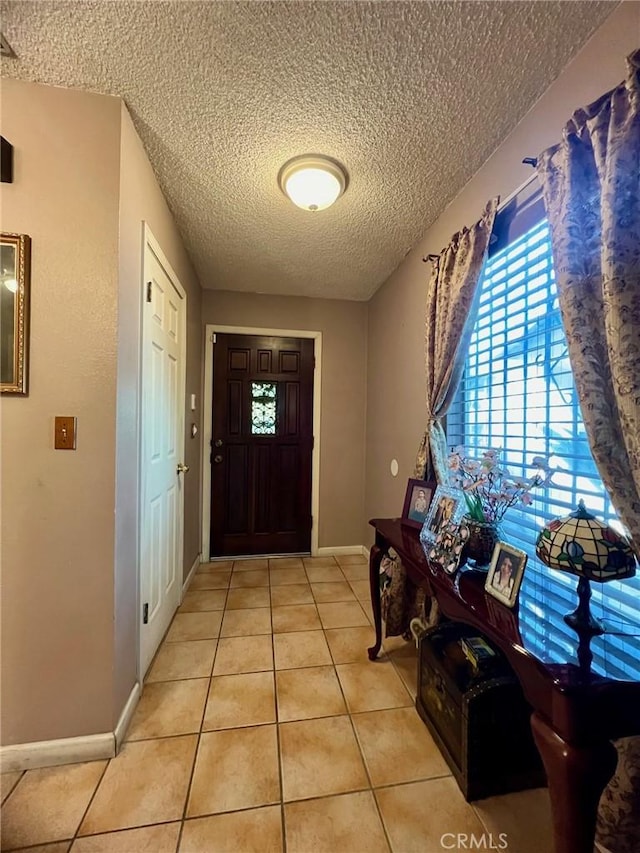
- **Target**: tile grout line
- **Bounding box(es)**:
[338,560,397,853]
[64,817,181,848]
[326,621,394,853]
[0,772,25,808]
[175,561,230,851]
[272,623,287,853]
[310,566,393,851]
[68,752,112,847]
[277,555,338,851]
[323,557,397,852]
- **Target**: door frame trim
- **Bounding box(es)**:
[139,223,187,678]
[202,324,322,559]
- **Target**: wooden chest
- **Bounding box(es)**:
[416,621,546,801]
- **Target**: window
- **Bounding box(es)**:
[251,382,277,435]
[448,193,640,676]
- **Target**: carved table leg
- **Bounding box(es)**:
[531,711,618,853]
[367,544,384,660]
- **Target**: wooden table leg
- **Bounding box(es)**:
[531,711,618,853]
[367,544,383,660]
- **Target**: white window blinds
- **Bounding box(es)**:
[448,207,640,676]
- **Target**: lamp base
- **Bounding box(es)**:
[564,610,604,637]
[563,576,604,637]
[564,576,604,676]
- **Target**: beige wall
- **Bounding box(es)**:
[0,82,203,746]
[115,106,203,713]
[0,80,121,743]
[202,292,367,548]
[364,2,640,546]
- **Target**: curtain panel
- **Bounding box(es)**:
[414,198,498,482]
[537,48,640,551]
[538,49,640,853]
[381,199,497,640]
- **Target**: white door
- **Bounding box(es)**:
[140,232,187,676]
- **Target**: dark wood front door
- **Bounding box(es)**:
[210,333,314,557]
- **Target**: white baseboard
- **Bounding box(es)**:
[316,545,367,557]
[203,547,368,561]
[363,545,371,562]
[182,552,201,599]
[1,681,144,772]
[114,682,141,753]
[0,732,114,773]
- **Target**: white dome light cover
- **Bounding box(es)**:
[278,154,348,211]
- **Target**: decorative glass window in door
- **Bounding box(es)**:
[251,382,277,434]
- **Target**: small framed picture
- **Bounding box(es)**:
[427,520,470,576]
[420,484,465,544]
[401,478,436,528]
[485,542,528,608]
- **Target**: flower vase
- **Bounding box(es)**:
[462,515,500,568]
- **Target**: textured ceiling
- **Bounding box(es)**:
[1,1,614,300]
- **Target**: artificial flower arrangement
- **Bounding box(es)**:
[447,447,551,524]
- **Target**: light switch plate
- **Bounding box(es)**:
[54,416,77,450]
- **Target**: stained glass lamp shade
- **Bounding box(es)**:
[536,500,636,642]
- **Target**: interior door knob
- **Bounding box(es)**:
[214,454,223,464]
[176,462,190,474]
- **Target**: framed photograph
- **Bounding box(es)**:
[485,542,528,608]
[426,520,470,576]
[420,484,465,544]
[401,478,436,528]
[1,232,31,395]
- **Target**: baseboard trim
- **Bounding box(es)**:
[0,732,115,773]
[182,552,201,598]
[114,682,141,753]
[316,545,367,557]
[363,545,371,562]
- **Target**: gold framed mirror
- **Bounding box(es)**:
[1,232,31,395]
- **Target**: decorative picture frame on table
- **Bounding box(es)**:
[427,519,470,576]
[420,484,465,545]
[1,232,31,396]
[485,541,528,608]
[401,478,437,528]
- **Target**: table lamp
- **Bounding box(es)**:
[536,501,636,668]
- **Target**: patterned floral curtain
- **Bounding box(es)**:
[414,199,498,481]
[381,200,497,639]
[597,736,640,853]
[538,50,640,853]
[536,49,640,551]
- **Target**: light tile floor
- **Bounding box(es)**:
[1,555,553,852]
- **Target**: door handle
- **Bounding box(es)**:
[214,454,223,464]
[214,439,224,447]
[177,463,190,474]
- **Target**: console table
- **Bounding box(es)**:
[368,518,640,853]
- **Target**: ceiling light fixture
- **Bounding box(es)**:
[278,154,347,212]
